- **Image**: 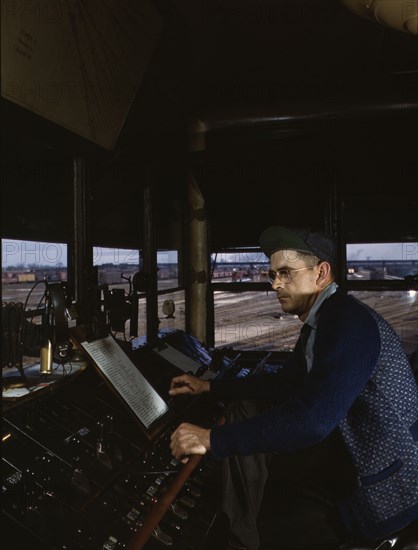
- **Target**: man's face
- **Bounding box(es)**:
[269,249,321,321]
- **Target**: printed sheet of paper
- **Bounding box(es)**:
[81,336,168,429]
[153,344,217,380]
[153,344,202,375]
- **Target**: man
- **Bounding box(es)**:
[169,226,418,550]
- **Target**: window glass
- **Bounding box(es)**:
[112,290,185,342]
[346,242,418,281]
[2,238,69,368]
[214,290,300,351]
[213,288,418,356]
[93,248,182,339]
[157,250,179,290]
[93,248,180,290]
[211,250,269,283]
[93,246,141,289]
[158,290,185,332]
[93,247,142,339]
[2,238,67,310]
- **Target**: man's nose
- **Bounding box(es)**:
[271,278,284,290]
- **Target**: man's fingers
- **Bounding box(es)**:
[169,375,195,395]
[170,423,208,460]
[169,381,192,396]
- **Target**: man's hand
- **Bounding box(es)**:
[170,422,211,463]
[169,374,210,397]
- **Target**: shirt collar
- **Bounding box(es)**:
[304,282,338,330]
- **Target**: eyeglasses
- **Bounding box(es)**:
[267,267,312,284]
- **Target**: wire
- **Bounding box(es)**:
[21,280,47,348]
[2,302,24,372]
[22,280,47,314]
[210,252,218,280]
[27,373,49,389]
[63,360,73,377]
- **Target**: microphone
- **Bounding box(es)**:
[42,283,71,369]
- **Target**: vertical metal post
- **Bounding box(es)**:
[143,183,159,345]
[73,157,93,323]
[329,181,346,290]
[187,170,208,344]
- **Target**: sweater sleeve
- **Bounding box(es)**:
[209,353,305,403]
[210,296,381,459]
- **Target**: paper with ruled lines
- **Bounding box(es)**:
[81,336,168,429]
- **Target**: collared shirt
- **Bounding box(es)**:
[303,282,338,372]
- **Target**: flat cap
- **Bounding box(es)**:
[259,226,337,267]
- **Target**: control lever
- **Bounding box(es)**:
[159,514,183,536]
[178,494,196,508]
[183,481,201,499]
[153,525,173,546]
[96,419,112,469]
[96,420,105,456]
[68,438,92,496]
[22,468,37,511]
[38,454,53,498]
[169,501,188,520]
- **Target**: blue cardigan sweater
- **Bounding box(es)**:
[209,291,418,540]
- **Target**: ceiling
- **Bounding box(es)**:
[157,0,417,247]
[114,0,418,164]
[2,0,417,154]
[169,0,418,110]
[2,0,417,249]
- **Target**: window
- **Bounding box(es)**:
[93,246,141,289]
[210,249,299,350]
[2,238,70,368]
[346,242,418,281]
[93,246,141,339]
[158,290,185,332]
[211,250,269,283]
[2,238,68,310]
[214,290,300,351]
[346,242,418,355]
[92,247,183,339]
[157,250,179,290]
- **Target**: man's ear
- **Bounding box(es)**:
[317,261,332,287]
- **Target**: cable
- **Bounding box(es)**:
[210,252,218,280]
[22,280,47,314]
[20,280,47,349]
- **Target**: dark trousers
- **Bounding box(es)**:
[221,400,353,550]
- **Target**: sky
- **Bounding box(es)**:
[346,243,417,262]
[1,239,179,268]
[2,239,417,268]
[215,244,418,263]
[2,239,67,268]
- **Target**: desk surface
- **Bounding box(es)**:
[2,360,87,401]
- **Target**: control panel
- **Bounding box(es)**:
[2,330,287,550]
